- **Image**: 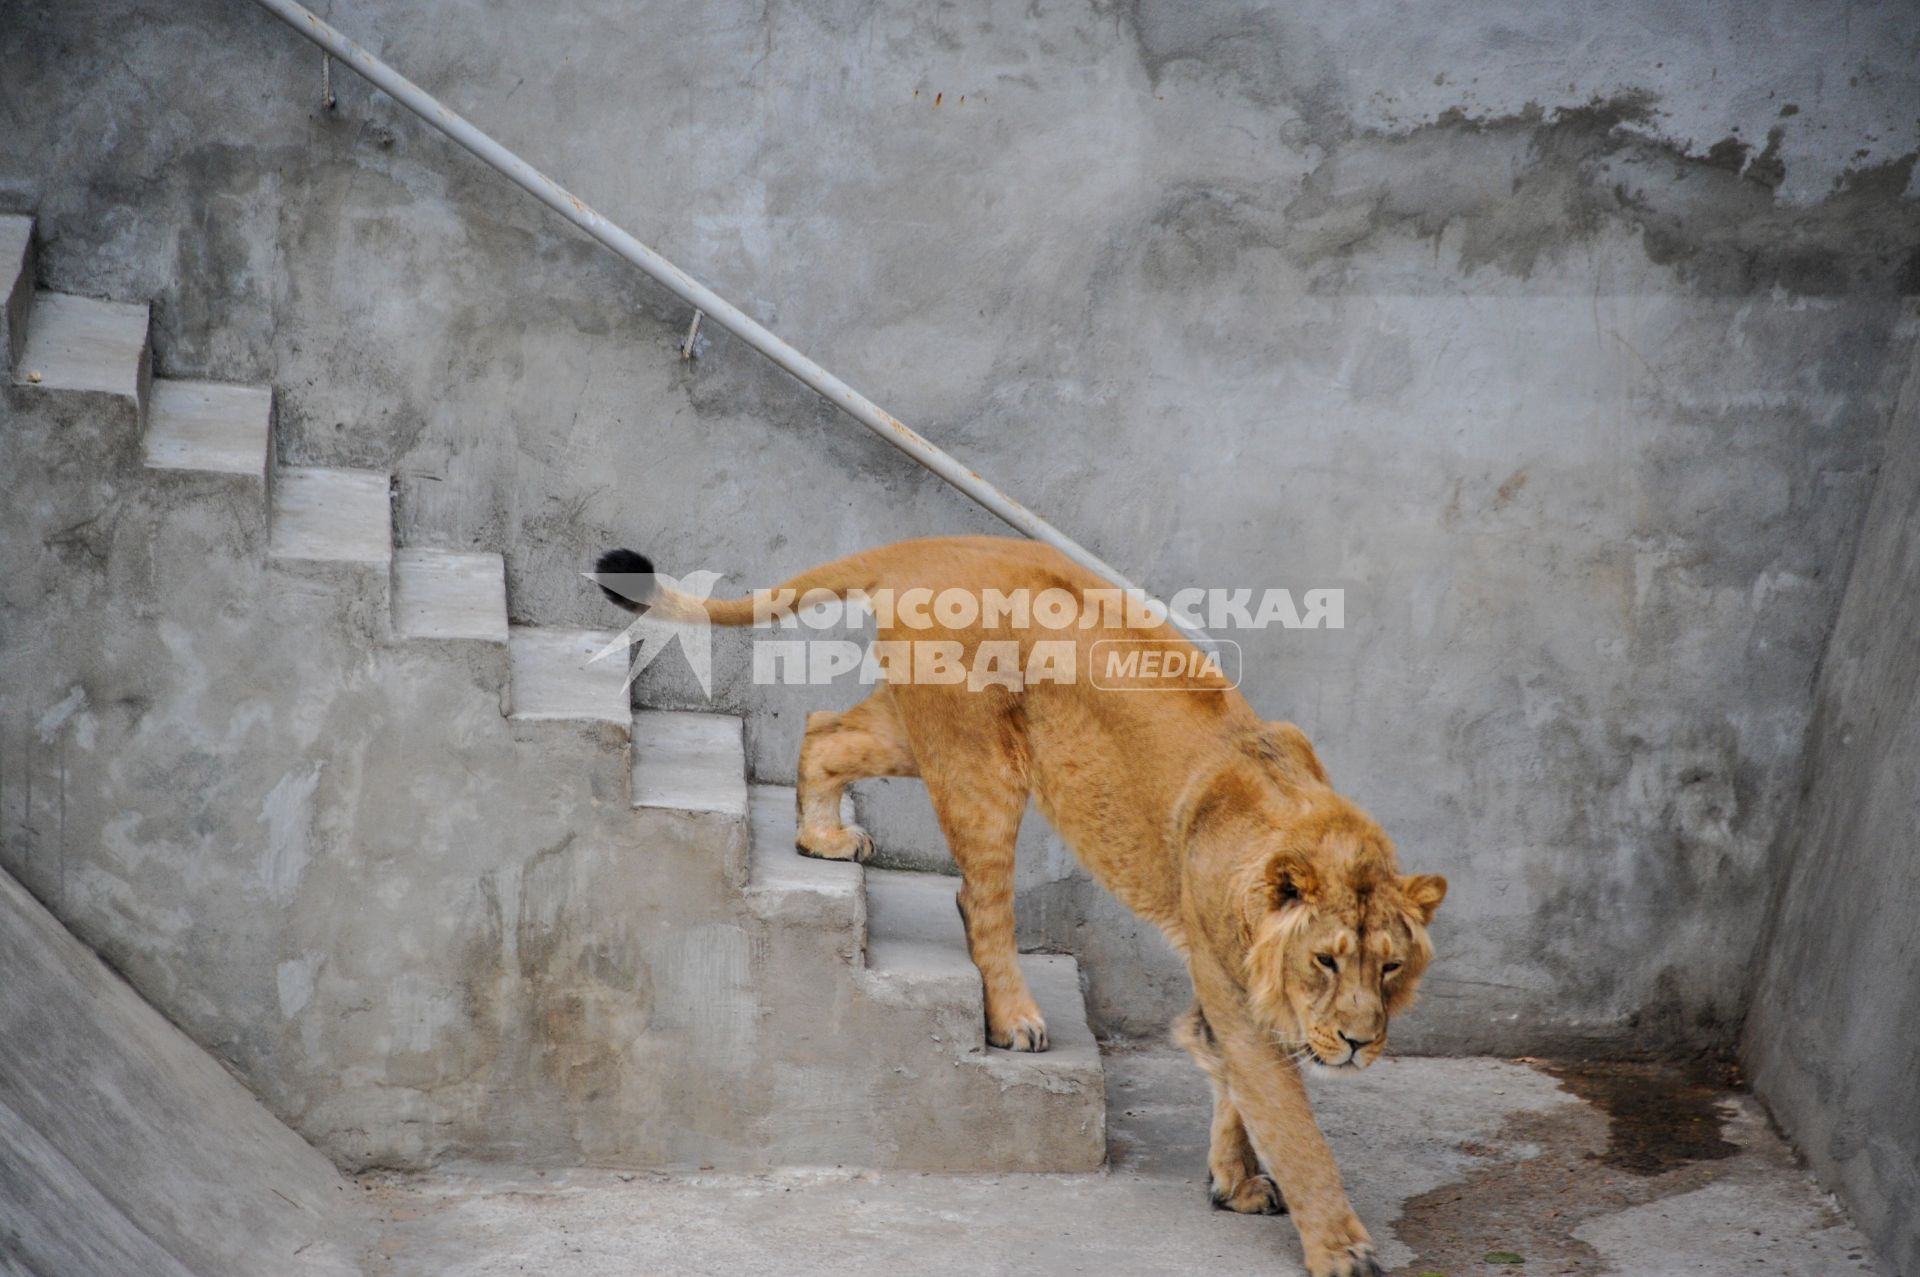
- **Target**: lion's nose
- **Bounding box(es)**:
[1338,1031,1374,1052]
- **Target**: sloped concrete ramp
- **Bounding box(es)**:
[0,869,360,1277]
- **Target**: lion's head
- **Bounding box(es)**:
[1191,723,1447,1070]
[1238,795,1446,1069]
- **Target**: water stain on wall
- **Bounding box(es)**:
[1285,94,1920,295]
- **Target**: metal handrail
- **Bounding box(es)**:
[246,0,1208,643]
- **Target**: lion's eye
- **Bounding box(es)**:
[1382,961,1403,975]
[1315,954,1339,972]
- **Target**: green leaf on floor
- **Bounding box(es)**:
[1484,1253,1525,1265]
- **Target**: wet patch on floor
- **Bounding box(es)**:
[1542,1060,1741,1176]
[1386,1059,1865,1277]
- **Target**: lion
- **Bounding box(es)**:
[595,535,1445,1277]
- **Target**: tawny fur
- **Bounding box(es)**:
[602,535,1446,1277]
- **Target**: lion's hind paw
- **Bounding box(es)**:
[1209,1172,1286,1216]
[988,1011,1049,1052]
[795,824,876,863]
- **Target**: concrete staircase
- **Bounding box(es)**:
[0,212,1104,1175]
[4,215,631,738]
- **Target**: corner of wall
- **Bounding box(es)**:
[1739,323,1920,1276]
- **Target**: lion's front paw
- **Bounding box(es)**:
[987,1006,1049,1052]
[1304,1244,1381,1277]
[1304,1238,1381,1277]
[795,823,875,863]
[1209,1171,1286,1216]
[1302,1214,1380,1277]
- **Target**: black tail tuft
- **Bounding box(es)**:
[594,548,656,613]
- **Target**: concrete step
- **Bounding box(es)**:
[742,789,1106,1170]
[0,214,31,370]
[392,547,508,642]
[860,864,1104,1159]
[625,707,752,891]
[143,378,272,481]
[269,465,391,563]
[13,291,151,420]
[1001,952,1105,1083]
[0,869,359,1276]
[757,812,1106,1072]
[864,865,982,992]
[631,708,748,817]
[746,783,863,946]
[862,868,1102,1060]
[507,626,631,726]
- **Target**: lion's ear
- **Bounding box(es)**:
[1266,850,1321,909]
[1400,873,1447,924]
[1249,722,1329,789]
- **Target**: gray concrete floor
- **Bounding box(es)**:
[360,1048,1886,1276]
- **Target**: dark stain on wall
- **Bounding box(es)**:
[1286,96,1918,296]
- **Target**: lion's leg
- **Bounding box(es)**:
[1173,1005,1286,1215]
[1192,971,1379,1277]
[795,687,918,862]
[920,761,1046,1052]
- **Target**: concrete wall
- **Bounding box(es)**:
[1743,345,1920,1276]
[1,866,360,1276]
[2,0,1918,1053]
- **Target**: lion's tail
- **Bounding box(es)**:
[593,546,886,627]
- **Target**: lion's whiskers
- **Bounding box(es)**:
[1271,1041,1316,1067]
